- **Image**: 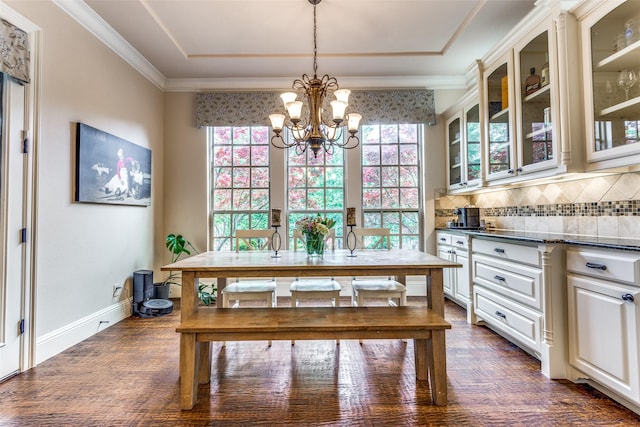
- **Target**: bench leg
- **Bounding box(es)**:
[429,330,447,405]
[414,338,429,381]
[198,342,211,384]
[180,333,199,410]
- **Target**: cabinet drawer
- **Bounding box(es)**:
[436,232,452,246]
[473,238,539,267]
[474,286,542,354]
[451,236,469,251]
[473,253,542,310]
[567,247,640,286]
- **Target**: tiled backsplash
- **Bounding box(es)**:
[435,172,640,239]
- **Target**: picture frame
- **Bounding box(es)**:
[75,122,152,206]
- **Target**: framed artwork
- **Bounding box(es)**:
[75,122,152,206]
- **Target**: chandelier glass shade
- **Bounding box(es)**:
[269,0,362,157]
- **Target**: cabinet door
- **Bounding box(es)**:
[515,26,558,174]
[454,251,470,304]
[582,0,640,167]
[438,246,455,297]
[464,104,482,187]
[485,52,516,181]
[446,114,463,188]
[568,274,640,402]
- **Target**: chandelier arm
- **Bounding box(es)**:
[270,133,300,149]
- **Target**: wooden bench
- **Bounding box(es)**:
[176,306,451,410]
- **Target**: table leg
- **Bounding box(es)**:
[181,271,198,321]
[180,333,199,410]
[429,329,447,405]
[427,268,444,317]
[216,277,227,309]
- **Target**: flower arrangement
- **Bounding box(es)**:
[295,215,336,256]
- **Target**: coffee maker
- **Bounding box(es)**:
[451,207,481,229]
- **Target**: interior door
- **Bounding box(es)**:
[0,74,27,381]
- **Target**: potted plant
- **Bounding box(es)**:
[159,233,216,305]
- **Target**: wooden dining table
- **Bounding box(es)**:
[162,248,460,409]
[162,248,459,320]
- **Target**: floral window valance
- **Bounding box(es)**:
[0,18,30,84]
[195,89,435,128]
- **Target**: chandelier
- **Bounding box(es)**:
[269,0,362,158]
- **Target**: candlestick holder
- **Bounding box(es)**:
[346,225,357,257]
[271,226,282,258]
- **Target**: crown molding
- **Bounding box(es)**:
[53,0,166,90]
[163,75,467,93]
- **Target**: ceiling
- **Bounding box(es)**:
[60,0,539,91]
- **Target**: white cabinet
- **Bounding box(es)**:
[577,0,640,170]
[444,84,484,193]
[436,231,473,321]
[567,246,640,409]
[484,9,584,185]
[472,236,566,378]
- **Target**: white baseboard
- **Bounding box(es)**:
[35,299,132,365]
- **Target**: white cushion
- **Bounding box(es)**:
[352,279,406,292]
[223,281,276,293]
[290,279,342,292]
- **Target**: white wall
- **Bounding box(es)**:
[5,0,164,363]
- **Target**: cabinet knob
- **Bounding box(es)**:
[622,293,635,302]
[507,169,515,174]
[494,275,506,282]
[495,310,507,319]
[516,167,523,172]
[585,262,607,271]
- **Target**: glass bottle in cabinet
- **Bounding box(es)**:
[485,54,515,180]
[582,0,640,167]
[516,30,555,170]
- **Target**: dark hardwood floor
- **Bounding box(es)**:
[1,297,639,426]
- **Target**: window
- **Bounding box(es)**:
[208,124,424,251]
[287,145,345,248]
[361,124,421,249]
[209,126,270,250]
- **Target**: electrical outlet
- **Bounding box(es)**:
[112,284,123,298]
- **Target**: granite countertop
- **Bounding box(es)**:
[437,228,640,251]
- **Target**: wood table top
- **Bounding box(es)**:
[162,249,460,277]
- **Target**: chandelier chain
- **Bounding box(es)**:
[313,2,318,77]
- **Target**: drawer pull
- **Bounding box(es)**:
[622,294,635,302]
[494,248,505,254]
[456,240,464,245]
[494,310,507,319]
[440,237,446,242]
[585,262,607,271]
[494,275,506,282]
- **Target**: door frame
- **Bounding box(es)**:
[1,4,41,373]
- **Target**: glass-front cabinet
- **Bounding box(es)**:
[465,103,482,185]
[484,53,516,181]
[444,89,483,193]
[514,26,557,173]
[581,0,640,168]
